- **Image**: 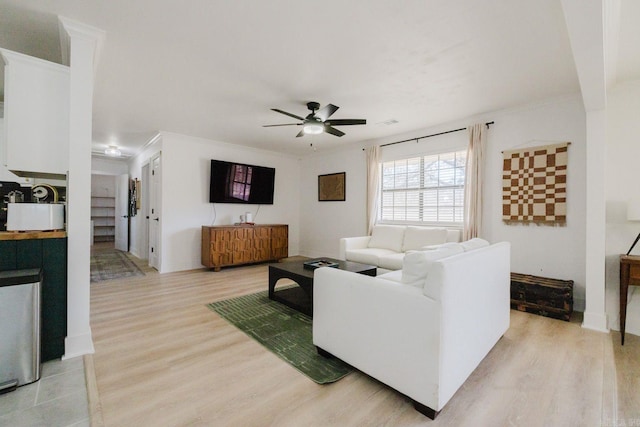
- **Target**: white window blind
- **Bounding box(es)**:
[380,149,466,224]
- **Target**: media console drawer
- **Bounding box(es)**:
[201,224,288,271]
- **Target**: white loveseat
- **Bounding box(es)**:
[340,225,462,272]
[313,241,510,419]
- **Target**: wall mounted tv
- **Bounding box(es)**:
[209,159,275,204]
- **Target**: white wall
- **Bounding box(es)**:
[298,145,368,258]
[484,96,587,310]
[128,136,162,260]
[605,79,640,336]
[131,131,301,273]
[91,156,129,176]
[91,174,115,197]
[300,95,588,310]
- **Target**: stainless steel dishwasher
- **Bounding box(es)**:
[0,268,42,394]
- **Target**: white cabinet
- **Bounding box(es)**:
[0,49,70,179]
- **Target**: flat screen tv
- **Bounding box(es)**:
[209,159,275,204]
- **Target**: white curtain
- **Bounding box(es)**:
[463,123,486,240]
[366,146,380,235]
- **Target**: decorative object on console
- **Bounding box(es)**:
[510,273,573,321]
[303,259,339,270]
[625,198,640,255]
[318,172,346,202]
[502,142,569,224]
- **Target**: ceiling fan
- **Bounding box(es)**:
[263,102,366,137]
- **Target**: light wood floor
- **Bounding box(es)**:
[89,258,640,426]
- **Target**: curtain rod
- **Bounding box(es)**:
[378,121,494,148]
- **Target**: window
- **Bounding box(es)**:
[229,164,253,201]
[380,149,466,224]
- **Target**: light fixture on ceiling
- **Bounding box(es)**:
[303,122,324,135]
[104,145,122,157]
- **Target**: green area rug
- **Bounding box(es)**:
[90,250,145,282]
[207,291,352,384]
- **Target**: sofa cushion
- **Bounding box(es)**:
[401,245,465,285]
[401,251,432,286]
[446,229,462,242]
[402,226,448,251]
[368,225,406,252]
[377,270,403,284]
[378,253,405,270]
[439,242,465,252]
[346,248,396,266]
[461,238,490,251]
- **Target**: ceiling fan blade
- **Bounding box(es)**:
[315,104,339,121]
[296,129,305,138]
[324,125,345,137]
[272,108,305,121]
[262,123,301,127]
[325,119,367,126]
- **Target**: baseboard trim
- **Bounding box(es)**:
[63,332,95,360]
[582,311,609,333]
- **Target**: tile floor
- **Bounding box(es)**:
[0,357,90,426]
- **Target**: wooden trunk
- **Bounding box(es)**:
[510,273,573,321]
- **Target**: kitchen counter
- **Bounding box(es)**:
[0,230,67,241]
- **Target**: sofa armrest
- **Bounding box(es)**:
[339,236,371,260]
[424,242,511,408]
[313,267,441,409]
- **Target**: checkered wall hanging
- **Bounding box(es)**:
[502,142,569,224]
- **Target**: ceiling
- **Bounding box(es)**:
[0,0,638,158]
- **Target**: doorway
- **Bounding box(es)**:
[90,174,116,245]
[148,153,161,271]
[114,173,129,252]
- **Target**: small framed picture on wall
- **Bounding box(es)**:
[318,172,346,202]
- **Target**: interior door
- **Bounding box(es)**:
[148,153,161,270]
[114,173,129,251]
[139,163,150,260]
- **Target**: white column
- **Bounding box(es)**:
[59,17,105,359]
[561,0,610,332]
[582,109,609,332]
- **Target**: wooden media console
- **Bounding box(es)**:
[201,224,288,271]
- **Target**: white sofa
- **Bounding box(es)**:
[340,225,462,272]
[313,241,510,419]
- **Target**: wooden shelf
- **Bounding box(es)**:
[91,196,115,241]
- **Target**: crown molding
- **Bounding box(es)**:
[58,16,106,74]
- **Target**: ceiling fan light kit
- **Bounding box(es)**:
[264,101,366,138]
[303,122,324,135]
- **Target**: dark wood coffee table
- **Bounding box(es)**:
[268,258,376,316]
